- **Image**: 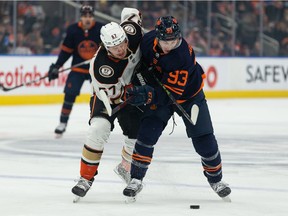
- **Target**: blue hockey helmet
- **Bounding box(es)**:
[80,5,94,16]
[155,16,181,41]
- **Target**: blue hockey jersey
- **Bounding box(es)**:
[55,21,104,74]
[140,30,206,104]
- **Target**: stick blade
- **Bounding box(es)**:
[99,90,112,116]
[0,83,8,92]
[191,104,199,125]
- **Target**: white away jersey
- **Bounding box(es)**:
[89,17,143,104]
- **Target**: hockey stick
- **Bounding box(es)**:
[111,96,134,115]
[0,60,91,92]
[99,89,112,116]
[152,73,199,125]
[98,89,134,116]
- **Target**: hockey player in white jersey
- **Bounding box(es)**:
[71,8,152,202]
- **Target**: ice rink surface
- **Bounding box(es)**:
[0,98,287,216]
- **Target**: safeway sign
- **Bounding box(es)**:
[199,57,288,91]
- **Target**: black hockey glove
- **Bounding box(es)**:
[48,63,61,81]
[125,85,154,106]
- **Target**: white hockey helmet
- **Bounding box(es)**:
[100,22,127,49]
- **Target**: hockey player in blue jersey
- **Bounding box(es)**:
[47,5,104,137]
[123,16,231,202]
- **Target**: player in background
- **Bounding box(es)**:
[47,5,104,137]
[71,8,146,202]
[123,16,231,202]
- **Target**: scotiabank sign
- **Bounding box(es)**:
[0,56,90,95]
[0,65,66,87]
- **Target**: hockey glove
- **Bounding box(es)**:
[48,63,61,81]
[125,85,154,106]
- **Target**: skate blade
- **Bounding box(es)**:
[125,196,136,204]
[73,196,81,203]
[222,195,231,202]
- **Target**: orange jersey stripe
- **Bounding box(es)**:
[165,85,184,93]
[61,44,73,53]
[176,99,186,104]
[164,84,184,95]
[202,73,207,79]
[78,20,96,30]
[72,67,89,74]
[175,74,206,103]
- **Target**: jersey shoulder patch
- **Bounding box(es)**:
[121,21,143,53]
[98,65,114,78]
[92,49,128,84]
[122,22,137,36]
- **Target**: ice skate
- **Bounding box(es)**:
[209,181,231,202]
[54,123,67,138]
[114,162,131,184]
[123,178,143,203]
[72,177,94,203]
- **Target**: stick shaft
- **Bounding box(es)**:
[111,96,134,115]
[152,74,195,125]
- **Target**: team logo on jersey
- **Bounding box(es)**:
[78,40,99,60]
[99,65,114,78]
[122,24,136,35]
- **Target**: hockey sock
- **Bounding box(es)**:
[60,94,76,123]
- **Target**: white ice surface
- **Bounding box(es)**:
[0,98,287,216]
